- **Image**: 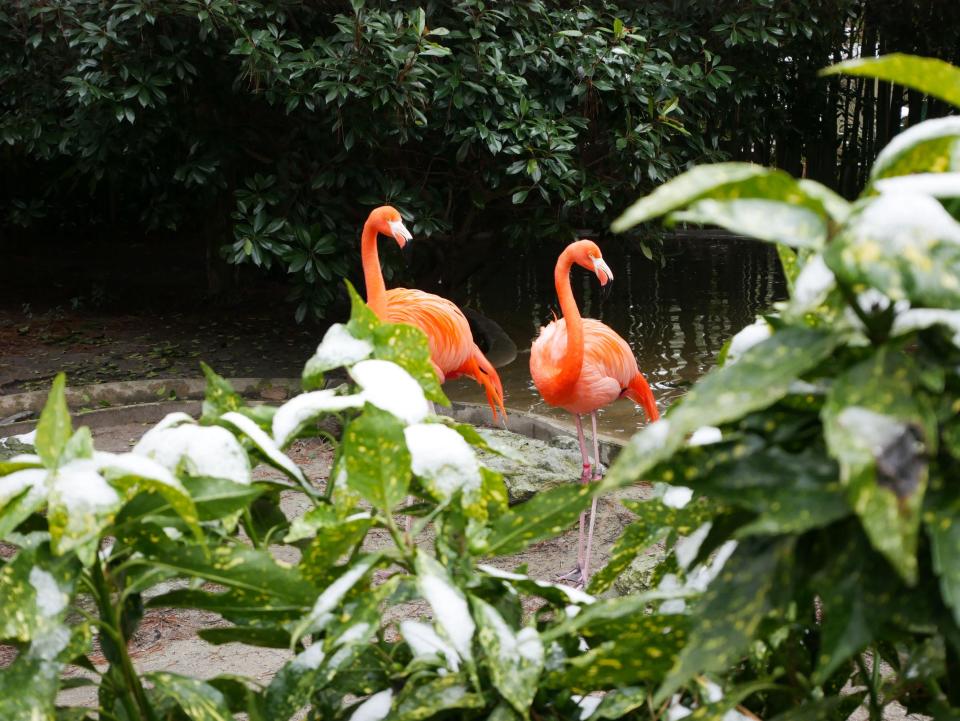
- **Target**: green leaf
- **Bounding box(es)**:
[199,626,290,648]
[605,327,840,491]
[545,595,689,644]
[479,483,593,556]
[35,373,71,468]
[587,686,647,719]
[0,649,60,721]
[547,618,686,691]
[99,454,202,540]
[268,577,391,719]
[200,362,243,423]
[767,693,869,721]
[148,588,302,625]
[647,438,850,537]
[299,512,372,587]
[811,530,899,683]
[656,537,795,703]
[471,595,543,713]
[588,499,715,595]
[341,405,411,511]
[116,476,263,529]
[868,117,960,184]
[612,163,843,233]
[345,280,380,340]
[671,198,827,249]
[927,501,960,626]
[0,539,78,643]
[372,322,448,404]
[822,53,960,108]
[777,244,800,293]
[147,672,233,721]
[822,349,930,584]
[586,521,661,595]
[825,193,960,309]
[416,550,476,664]
[0,469,47,537]
[291,554,381,643]
[60,427,93,465]
[392,674,484,721]
[124,527,317,605]
[47,462,123,566]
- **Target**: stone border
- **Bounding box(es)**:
[0,377,625,462]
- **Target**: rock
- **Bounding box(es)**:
[613,547,667,596]
[548,434,579,452]
[0,437,34,460]
[476,428,584,504]
[259,385,289,401]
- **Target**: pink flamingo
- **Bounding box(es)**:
[530,240,659,584]
[359,205,506,422]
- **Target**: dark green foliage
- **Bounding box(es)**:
[4,0,915,319]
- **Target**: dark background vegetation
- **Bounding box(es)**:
[1,0,958,321]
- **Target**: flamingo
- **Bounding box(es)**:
[530,239,659,585]
[359,205,507,422]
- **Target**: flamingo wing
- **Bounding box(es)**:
[384,288,472,379]
[530,318,642,415]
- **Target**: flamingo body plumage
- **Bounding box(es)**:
[359,207,506,421]
[531,317,653,416]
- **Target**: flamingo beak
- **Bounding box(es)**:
[592,257,614,286]
[388,219,413,248]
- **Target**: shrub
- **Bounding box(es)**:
[599,53,960,719]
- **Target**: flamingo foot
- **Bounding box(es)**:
[555,562,585,587]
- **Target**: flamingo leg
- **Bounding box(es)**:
[557,414,592,584]
[581,411,602,582]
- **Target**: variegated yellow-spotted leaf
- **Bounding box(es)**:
[612,163,844,233]
[479,483,593,556]
[341,405,412,511]
[671,198,828,249]
[146,672,233,721]
[654,537,795,704]
[471,595,543,714]
[390,674,484,721]
[34,373,71,470]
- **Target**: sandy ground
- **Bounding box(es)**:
[19,418,647,709]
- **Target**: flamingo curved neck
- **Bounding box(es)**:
[361,220,388,317]
[552,248,584,393]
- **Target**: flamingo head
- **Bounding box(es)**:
[367,205,413,248]
[570,239,614,286]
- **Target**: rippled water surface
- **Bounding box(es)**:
[441,236,786,439]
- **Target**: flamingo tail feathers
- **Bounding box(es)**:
[459,345,507,423]
[625,372,659,422]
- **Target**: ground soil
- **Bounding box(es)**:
[0,304,318,396]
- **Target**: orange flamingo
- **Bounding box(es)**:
[530,239,659,585]
[359,205,506,422]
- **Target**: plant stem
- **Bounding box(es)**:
[856,653,882,721]
[91,561,160,721]
[243,507,261,547]
[383,511,415,566]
